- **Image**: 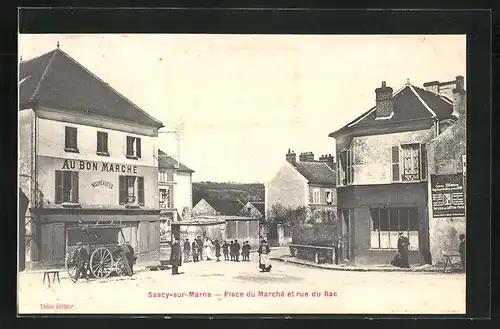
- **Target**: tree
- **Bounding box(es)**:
[265,204,309,229]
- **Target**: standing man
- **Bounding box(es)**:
[196,236,204,261]
[234,239,241,262]
[122,241,137,275]
[397,232,410,268]
[242,241,251,261]
[459,233,466,272]
[71,242,89,281]
[230,241,235,261]
[169,237,182,275]
[222,241,229,261]
[183,238,191,263]
[191,240,199,262]
[214,240,221,262]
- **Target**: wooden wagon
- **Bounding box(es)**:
[65,224,133,282]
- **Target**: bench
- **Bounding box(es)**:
[443,254,462,273]
[289,244,335,264]
[43,270,60,287]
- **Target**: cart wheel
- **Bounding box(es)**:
[115,257,127,277]
[90,247,113,279]
[65,253,78,283]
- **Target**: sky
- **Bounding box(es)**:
[19,34,466,183]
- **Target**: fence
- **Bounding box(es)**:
[290,223,338,264]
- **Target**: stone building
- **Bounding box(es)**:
[265,151,337,246]
[328,78,461,265]
[426,77,466,264]
[18,47,164,269]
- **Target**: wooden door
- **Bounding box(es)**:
[149,221,160,252]
[341,210,351,261]
[138,221,150,253]
[41,223,65,263]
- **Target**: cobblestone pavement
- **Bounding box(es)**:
[18,251,465,315]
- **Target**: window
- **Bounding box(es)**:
[126,136,141,159]
[392,143,427,182]
[325,190,332,205]
[96,131,109,155]
[55,170,79,203]
[158,171,174,182]
[119,176,144,206]
[337,148,354,186]
[159,187,173,209]
[64,126,78,152]
[312,189,321,204]
[370,207,419,250]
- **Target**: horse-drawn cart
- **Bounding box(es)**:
[65,224,133,282]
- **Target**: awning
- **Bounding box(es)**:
[41,214,159,223]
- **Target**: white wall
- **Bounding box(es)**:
[175,171,193,212]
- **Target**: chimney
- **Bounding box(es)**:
[299,151,315,162]
[423,80,440,94]
[286,149,296,165]
[375,81,394,118]
[319,154,335,170]
[452,76,466,119]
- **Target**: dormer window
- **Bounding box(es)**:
[126,136,141,159]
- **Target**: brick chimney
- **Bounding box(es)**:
[286,149,296,165]
[375,81,394,118]
[452,75,466,119]
[299,151,315,162]
[319,154,335,170]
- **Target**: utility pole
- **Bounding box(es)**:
[158,122,184,168]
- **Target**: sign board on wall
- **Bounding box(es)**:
[430,173,465,218]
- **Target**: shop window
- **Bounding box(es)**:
[64,126,78,152]
[119,176,144,206]
[55,170,79,204]
[370,207,419,250]
[126,136,141,159]
[96,131,109,155]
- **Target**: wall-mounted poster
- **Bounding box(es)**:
[430,173,465,218]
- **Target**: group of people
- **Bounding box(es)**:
[169,237,273,275]
[391,232,466,272]
[70,241,137,281]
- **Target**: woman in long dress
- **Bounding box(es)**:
[203,237,214,260]
[258,240,272,272]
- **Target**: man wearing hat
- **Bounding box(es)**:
[122,241,137,275]
[71,242,89,281]
[169,237,182,275]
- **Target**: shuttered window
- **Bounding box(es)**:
[97,131,108,154]
[55,170,79,203]
[64,126,78,151]
[119,176,145,205]
[391,146,400,182]
[126,136,142,158]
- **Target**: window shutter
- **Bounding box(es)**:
[136,138,142,158]
[72,128,77,149]
[346,149,351,183]
[336,154,340,185]
[65,127,71,148]
[420,143,427,181]
[97,132,102,152]
[119,176,126,204]
[55,170,62,204]
[126,137,133,156]
[350,149,354,184]
[391,146,400,181]
[138,176,145,206]
[71,172,79,203]
[104,133,108,153]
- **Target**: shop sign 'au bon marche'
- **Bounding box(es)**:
[62,159,138,174]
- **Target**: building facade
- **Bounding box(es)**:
[329,78,462,265]
[19,48,164,269]
[265,151,337,246]
[426,77,466,264]
[157,149,194,240]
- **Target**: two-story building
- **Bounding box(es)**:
[157,149,194,239]
[19,47,164,269]
[265,151,337,246]
[328,78,461,265]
